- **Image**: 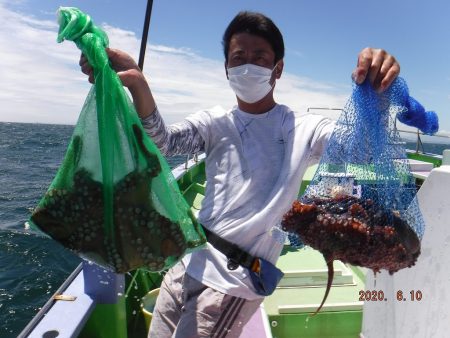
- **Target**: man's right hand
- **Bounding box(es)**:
[79,48,156,119]
[79,48,144,90]
[105,48,146,91]
[79,52,95,84]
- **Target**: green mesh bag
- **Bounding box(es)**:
[30,7,206,273]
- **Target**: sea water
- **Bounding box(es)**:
[0,122,185,338]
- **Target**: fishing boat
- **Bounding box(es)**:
[18,2,450,337]
[17,132,450,338]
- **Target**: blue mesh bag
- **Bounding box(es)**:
[282,77,437,315]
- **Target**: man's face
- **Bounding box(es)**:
[227,32,276,69]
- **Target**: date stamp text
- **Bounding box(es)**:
[359,290,423,302]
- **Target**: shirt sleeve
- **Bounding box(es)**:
[140,107,205,156]
[308,117,336,165]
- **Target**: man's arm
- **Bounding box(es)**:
[141,107,205,156]
[80,48,205,156]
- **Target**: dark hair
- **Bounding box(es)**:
[222,11,285,64]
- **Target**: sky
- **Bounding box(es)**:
[0,0,449,139]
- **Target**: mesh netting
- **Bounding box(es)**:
[30,7,206,273]
[283,77,431,273]
[399,93,438,135]
[287,232,305,249]
[282,77,434,315]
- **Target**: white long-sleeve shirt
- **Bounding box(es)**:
[142,104,335,299]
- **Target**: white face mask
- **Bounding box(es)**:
[227,63,277,104]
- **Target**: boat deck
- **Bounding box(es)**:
[408,158,434,180]
[264,247,365,338]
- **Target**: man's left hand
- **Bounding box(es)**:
[352,48,400,93]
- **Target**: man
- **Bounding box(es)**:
[81,11,399,338]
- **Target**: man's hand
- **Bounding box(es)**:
[79,48,156,119]
[80,48,145,90]
[352,48,400,93]
[79,52,94,84]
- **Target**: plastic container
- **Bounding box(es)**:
[141,288,160,331]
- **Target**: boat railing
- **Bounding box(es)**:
[394,128,450,154]
[306,107,450,157]
[17,264,84,338]
[184,152,200,169]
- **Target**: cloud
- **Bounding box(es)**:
[0,3,349,125]
[286,47,304,58]
[0,3,88,124]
